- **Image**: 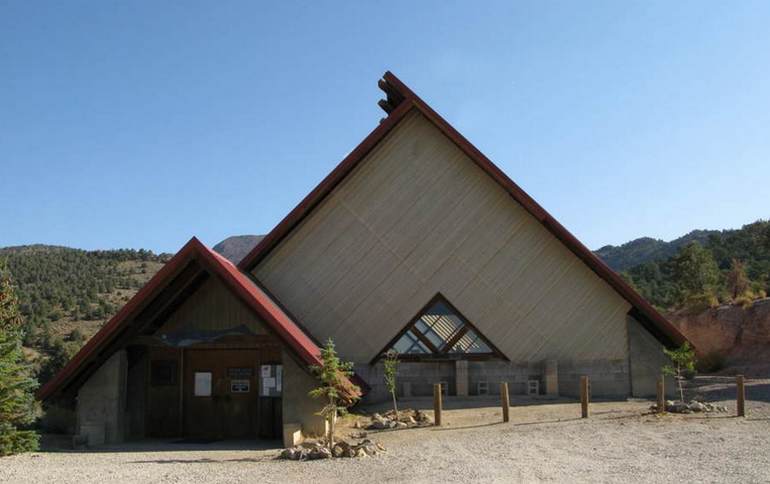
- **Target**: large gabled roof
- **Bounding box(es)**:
[38,237,360,402]
[238,71,687,348]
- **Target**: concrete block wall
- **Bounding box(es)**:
[359,359,631,403]
[356,361,456,402]
[76,350,128,445]
[627,316,676,398]
[557,358,630,399]
[467,361,542,396]
[281,350,326,439]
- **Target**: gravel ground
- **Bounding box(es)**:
[3,389,770,483]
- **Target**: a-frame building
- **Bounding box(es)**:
[40,72,685,447]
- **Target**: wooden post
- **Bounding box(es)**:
[500,382,510,422]
[178,348,185,435]
[580,376,589,418]
[737,375,745,417]
[657,375,665,413]
[433,383,443,426]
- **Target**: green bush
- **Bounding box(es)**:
[0,424,39,457]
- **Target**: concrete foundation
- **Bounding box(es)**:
[76,350,128,446]
[358,357,634,403]
[628,315,676,398]
[281,350,326,438]
[455,360,468,396]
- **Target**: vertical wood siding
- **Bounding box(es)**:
[158,276,268,336]
[254,111,632,363]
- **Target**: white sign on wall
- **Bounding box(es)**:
[194,372,212,397]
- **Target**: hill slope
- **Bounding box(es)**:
[606,220,770,310]
[212,235,263,264]
[1,245,170,382]
[594,230,717,271]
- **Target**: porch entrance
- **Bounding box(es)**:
[182,348,282,440]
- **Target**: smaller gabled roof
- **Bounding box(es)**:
[238,71,688,349]
[38,237,359,402]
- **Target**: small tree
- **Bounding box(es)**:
[671,242,720,307]
[662,342,697,403]
[383,350,399,417]
[309,338,359,451]
[726,258,750,300]
[0,264,39,456]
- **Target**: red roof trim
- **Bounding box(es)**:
[38,237,326,401]
[238,71,687,348]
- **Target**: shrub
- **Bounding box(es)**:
[683,292,719,313]
[735,293,754,309]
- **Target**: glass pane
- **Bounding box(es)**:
[392,330,430,354]
[450,330,492,354]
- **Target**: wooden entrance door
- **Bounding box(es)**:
[183,349,259,439]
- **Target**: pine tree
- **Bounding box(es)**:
[726,258,750,300]
[671,242,720,307]
[0,264,39,455]
[308,339,359,452]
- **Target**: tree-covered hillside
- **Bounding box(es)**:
[0,245,169,384]
[595,230,717,271]
[616,220,770,311]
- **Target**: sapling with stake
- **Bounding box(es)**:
[383,350,400,418]
[662,342,697,403]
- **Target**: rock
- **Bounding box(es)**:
[415,410,432,424]
[368,420,389,430]
[395,421,408,429]
[307,446,332,460]
[689,401,707,412]
[280,447,302,460]
[355,447,368,458]
[333,441,355,458]
[406,416,417,425]
[353,420,361,429]
[666,401,691,413]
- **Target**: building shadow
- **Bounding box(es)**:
[39,437,282,454]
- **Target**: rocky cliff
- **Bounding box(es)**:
[668,298,770,372]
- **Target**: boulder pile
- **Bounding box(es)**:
[367,409,432,430]
[280,438,385,460]
[650,400,729,414]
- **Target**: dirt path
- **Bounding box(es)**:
[3,398,770,483]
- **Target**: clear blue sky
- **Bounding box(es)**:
[2,1,769,254]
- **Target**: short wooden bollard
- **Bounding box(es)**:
[433,383,443,426]
[737,375,745,417]
[656,375,665,413]
[500,382,510,422]
[580,376,589,418]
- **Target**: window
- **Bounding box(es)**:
[378,295,502,361]
[150,360,178,386]
[194,372,212,397]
